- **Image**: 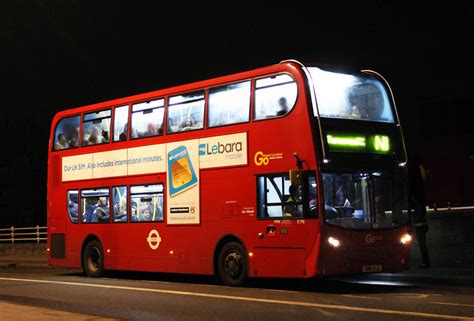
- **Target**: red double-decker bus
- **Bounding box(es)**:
[47,60,412,286]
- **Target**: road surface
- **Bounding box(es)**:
[0,268,473,321]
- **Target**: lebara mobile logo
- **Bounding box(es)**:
[199,143,206,156]
[254,151,283,166]
[199,141,242,156]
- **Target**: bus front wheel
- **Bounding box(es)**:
[83,240,104,277]
[218,242,248,286]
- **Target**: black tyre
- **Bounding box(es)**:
[83,240,104,277]
[217,242,248,286]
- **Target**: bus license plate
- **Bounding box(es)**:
[362,264,382,273]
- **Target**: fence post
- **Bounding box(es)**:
[11,226,14,244]
[36,225,40,244]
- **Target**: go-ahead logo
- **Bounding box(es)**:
[254,151,283,166]
[365,234,383,244]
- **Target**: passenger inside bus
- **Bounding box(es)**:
[119,132,127,141]
[143,123,157,137]
[141,206,152,221]
[348,105,362,119]
[83,126,109,146]
[113,196,127,222]
[102,129,109,142]
[94,197,110,223]
[283,185,303,217]
[54,133,69,150]
[131,203,138,221]
[68,199,78,223]
[138,202,163,221]
[118,123,128,141]
[276,97,289,116]
[67,127,79,148]
[178,117,195,131]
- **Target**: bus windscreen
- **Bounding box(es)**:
[309,67,395,123]
[322,170,409,229]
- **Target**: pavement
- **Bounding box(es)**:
[343,264,474,287]
[0,301,120,321]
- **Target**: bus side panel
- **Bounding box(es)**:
[305,231,321,277]
[254,248,306,277]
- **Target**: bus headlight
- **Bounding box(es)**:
[328,236,340,248]
[400,233,412,245]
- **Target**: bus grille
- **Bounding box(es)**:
[343,246,394,261]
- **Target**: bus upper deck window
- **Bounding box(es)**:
[167,91,205,134]
[254,74,297,120]
[208,81,250,127]
[82,109,112,146]
[113,105,129,142]
[308,67,395,123]
[130,99,164,139]
[53,115,80,151]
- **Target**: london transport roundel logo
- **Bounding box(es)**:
[147,229,162,250]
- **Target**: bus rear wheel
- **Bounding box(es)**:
[218,242,248,286]
[83,240,104,277]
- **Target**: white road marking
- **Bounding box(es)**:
[341,294,382,300]
[0,277,473,321]
[394,293,431,299]
[431,302,474,308]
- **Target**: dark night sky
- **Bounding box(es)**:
[0,1,472,226]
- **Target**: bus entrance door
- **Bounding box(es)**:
[253,170,313,277]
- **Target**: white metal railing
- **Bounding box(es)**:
[0,226,47,244]
[427,206,474,213]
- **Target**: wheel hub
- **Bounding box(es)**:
[88,247,102,271]
[224,252,241,279]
